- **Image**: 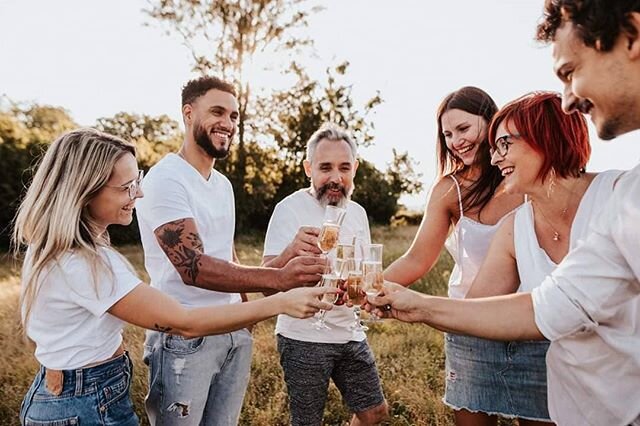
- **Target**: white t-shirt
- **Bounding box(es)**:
[532,166,640,426]
[264,189,370,344]
[136,154,241,307]
[23,247,140,370]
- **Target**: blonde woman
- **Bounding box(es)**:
[15,128,335,425]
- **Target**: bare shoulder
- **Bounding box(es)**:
[428,176,460,213]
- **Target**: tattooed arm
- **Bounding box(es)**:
[155,218,327,292]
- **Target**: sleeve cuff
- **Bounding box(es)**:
[532,276,599,341]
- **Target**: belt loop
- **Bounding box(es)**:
[75,368,83,396]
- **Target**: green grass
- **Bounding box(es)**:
[0,225,469,425]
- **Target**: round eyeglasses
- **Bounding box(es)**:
[492,133,520,157]
[105,170,144,200]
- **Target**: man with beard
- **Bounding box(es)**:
[368,2,640,425]
[262,123,388,426]
[135,76,327,425]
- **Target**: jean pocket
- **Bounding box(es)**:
[24,416,79,426]
[163,334,205,354]
[101,371,130,407]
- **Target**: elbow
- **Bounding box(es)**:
[164,310,201,338]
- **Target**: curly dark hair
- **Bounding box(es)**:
[536,0,640,51]
[181,76,237,106]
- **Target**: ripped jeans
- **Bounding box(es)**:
[143,329,253,426]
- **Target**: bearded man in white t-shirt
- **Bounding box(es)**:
[262,123,388,425]
[135,76,327,426]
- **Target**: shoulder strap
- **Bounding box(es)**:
[448,175,464,218]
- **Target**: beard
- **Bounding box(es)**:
[314,181,353,208]
[193,122,231,159]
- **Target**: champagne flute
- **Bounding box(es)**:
[336,243,355,260]
[311,273,340,330]
[346,270,369,332]
[317,205,346,255]
[362,243,384,322]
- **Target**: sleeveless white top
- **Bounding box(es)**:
[515,170,623,293]
[444,175,515,299]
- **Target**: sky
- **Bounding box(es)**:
[2,0,640,210]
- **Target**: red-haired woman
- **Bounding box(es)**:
[383,87,523,426]
[375,92,622,425]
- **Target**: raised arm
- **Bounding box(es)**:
[109,283,337,338]
[155,218,326,293]
[384,178,456,286]
[465,215,520,298]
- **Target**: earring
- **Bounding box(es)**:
[546,168,556,198]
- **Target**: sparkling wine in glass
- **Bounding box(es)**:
[311,274,340,330]
[346,270,368,332]
[362,243,384,322]
[316,205,346,255]
[318,223,340,253]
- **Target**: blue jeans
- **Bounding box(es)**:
[443,333,551,421]
[143,329,253,426]
[20,353,137,426]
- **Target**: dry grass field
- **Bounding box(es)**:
[0,225,514,425]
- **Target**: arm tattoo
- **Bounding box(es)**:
[154,323,173,333]
[157,219,204,285]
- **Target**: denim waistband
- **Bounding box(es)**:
[41,352,132,395]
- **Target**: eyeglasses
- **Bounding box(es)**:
[492,134,520,157]
[105,170,144,200]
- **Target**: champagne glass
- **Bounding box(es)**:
[317,205,346,255]
[336,243,355,260]
[311,273,340,330]
[346,270,369,332]
[362,243,384,322]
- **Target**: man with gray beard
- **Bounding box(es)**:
[262,123,388,426]
[136,76,327,425]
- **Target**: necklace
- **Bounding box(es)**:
[533,201,563,242]
[532,175,584,242]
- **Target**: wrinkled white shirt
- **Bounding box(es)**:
[532,164,640,426]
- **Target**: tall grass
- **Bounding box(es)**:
[0,225,469,425]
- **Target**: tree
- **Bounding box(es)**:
[0,103,77,248]
[95,112,182,170]
[145,0,321,223]
[258,61,383,203]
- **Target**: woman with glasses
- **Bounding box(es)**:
[15,128,336,425]
[374,92,622,425]
[383,87,523,426]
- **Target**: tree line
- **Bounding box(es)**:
[0,0,425,248]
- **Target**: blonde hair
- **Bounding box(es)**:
[13,128,136,330]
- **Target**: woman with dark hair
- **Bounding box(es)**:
[384,87,522,426]
[373,92,624,425]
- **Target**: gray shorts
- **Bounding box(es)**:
[277,335,385,426]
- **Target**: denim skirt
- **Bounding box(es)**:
[20,353,138,426]
[443,333,551,421]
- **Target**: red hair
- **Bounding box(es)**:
[488,92,591,181]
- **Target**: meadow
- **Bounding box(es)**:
[0,225,512,425]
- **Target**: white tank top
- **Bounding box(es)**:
[514,170,623,293]
[444,175,515,299]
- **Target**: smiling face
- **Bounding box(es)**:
[86,153,142,232]
[552,22,640,140]
[440,108,488,166]
[490,120,545,194]
[183,89,239,158]
[304,138,358,208]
